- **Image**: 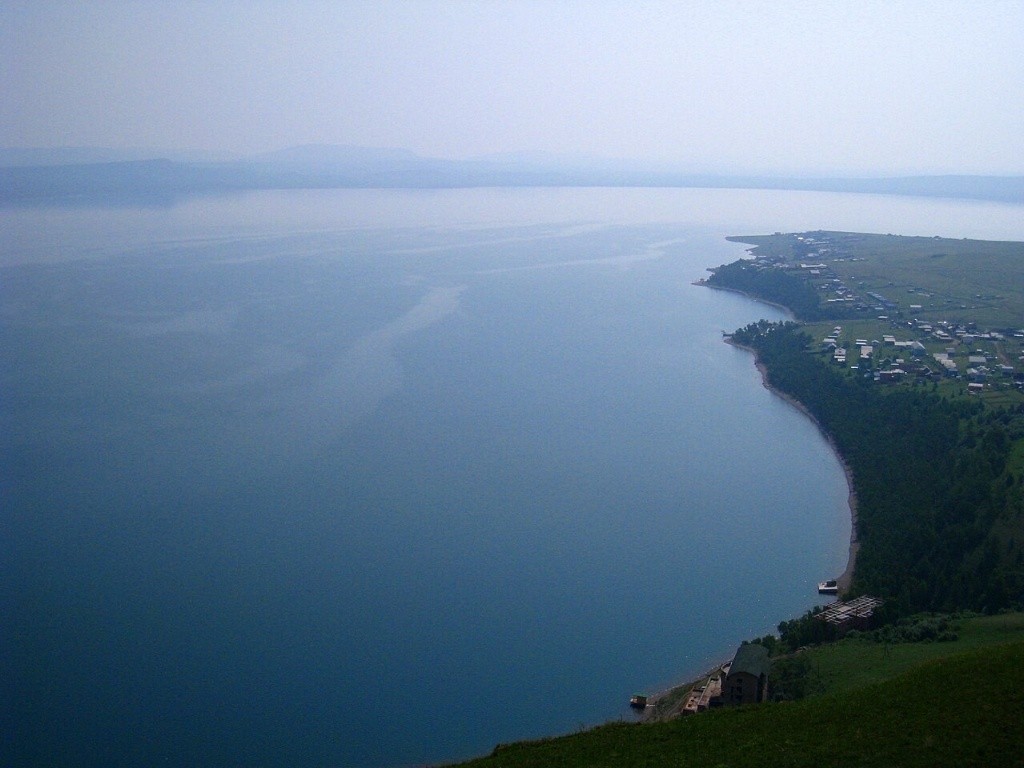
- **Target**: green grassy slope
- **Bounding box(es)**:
[807,612,1024,695]
[454,629,1024,767]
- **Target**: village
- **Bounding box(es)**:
[821,320,1022,395]
[734,231,1024,398]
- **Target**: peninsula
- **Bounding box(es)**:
[704,231,1023,613]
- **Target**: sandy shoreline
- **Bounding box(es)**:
[634,281,859,719]
[695,278,858,590]
[639,331,859,719]
[724,336,859,592]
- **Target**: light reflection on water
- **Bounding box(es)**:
[2,186,1022,267]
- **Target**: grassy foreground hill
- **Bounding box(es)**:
[451,614,1024,767]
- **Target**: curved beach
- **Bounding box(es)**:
[696,278,857,591]
[640,329,859,723]
[727,336,859,591]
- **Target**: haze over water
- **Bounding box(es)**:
[4,188,1023,767]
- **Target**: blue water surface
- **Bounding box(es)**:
[5,187,1021,767]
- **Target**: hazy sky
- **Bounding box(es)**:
[2,1,1022,174]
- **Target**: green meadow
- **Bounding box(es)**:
[728,231,1024,328]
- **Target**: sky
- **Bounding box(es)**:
[2,1,1023,175]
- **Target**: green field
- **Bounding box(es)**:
[727,231,1024,329]
[451,614,1024,767]
[801,612,1024,695]
[714,230,1024,406]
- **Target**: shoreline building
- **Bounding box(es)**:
[723,643,770,706]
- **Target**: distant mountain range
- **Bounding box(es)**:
[2,144,1022,205]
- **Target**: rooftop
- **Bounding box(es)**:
[816,596,884,627]
[729,643,770,678]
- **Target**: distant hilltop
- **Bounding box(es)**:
[2,144,1023,204]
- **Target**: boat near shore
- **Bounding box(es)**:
[818,579,839,595]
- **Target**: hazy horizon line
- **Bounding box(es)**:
[2,143,1022,179]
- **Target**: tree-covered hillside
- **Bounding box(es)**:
[703,259,830,320]
[732,320,1024,614]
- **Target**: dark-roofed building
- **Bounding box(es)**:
[723,643,770,706]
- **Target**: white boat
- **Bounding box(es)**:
[817,579,839,595]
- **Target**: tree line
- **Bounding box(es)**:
[732,321,1024,616]
[706,260,831,320]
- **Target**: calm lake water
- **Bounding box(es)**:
[3,188,1022,767]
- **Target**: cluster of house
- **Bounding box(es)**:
[823,326,868,366]
[823,322,1023,392]
[745,233,1024,392]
